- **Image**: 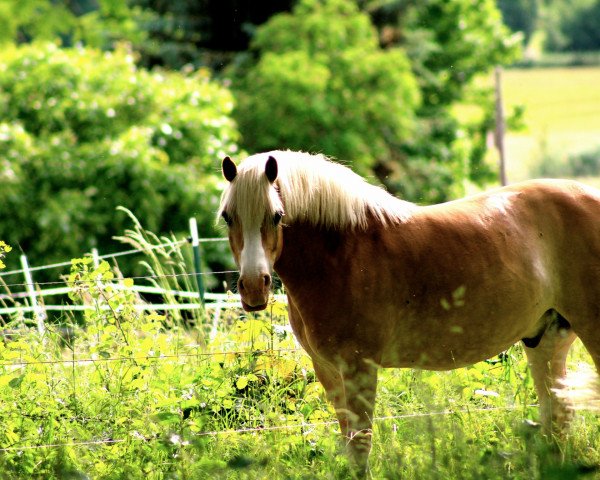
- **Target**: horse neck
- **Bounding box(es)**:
[274,221,355,293]
[274,222,365,294]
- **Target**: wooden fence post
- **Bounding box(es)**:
[189,218,205,306]
[494,66,508,186]
[20,254,45,335]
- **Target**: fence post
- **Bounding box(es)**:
[91,248,100,269]
[189,218,205,306]
[20,254,45,335]
[494,66,508,186]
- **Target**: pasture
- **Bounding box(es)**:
[1,274,599,479]
[2,67,600,479]
[3,165,600,479]
[501,66,600,182]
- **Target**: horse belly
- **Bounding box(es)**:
[378,296,546,370]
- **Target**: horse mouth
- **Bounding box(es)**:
[241,300,268,312]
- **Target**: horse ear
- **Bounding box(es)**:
[265,155,278,183]
[222,156,237,182]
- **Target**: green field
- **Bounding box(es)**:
[501,67,600,182]
[1,255,599,479]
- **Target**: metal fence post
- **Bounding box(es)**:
[189,218,205,306]
[20,254,45,335]
[91,248,100,269]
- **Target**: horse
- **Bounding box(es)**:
[218,150,600,475]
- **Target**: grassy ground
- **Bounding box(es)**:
[0,256,599,479]
[500,67,600,182]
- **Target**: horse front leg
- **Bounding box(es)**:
[314,359,378,476]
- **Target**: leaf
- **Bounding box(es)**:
[236,376,248,390]
[8,375,24,389]
[151,412,180,424]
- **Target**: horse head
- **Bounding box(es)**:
[219,155,284,311]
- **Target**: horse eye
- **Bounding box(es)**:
[221,211,232,226]
[273,211,283,226]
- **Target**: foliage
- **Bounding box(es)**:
[0,0,149,49]
[0,242,11,270]
[231,0,520,204]
[0,257,599,477]
[543,0,600,52]
[0,0,294,70]
[0,43,240,272]
[128,0,295,70]
[230,0,420,178]
[497,0,538,45]
[362,0,522,202]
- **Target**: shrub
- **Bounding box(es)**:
[231,0,520,203]
[0,43,240,272]
[230,0,420,177]
[0,241,11,269]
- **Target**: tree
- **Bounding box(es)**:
[496,0,538,45]
[544,0,600,51]
[129,0,295,69]
[361,0,521,202]
[0,43,240,272]
[0,0,147,49]
[230,0,420,178]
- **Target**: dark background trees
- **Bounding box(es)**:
[4,0,595,270]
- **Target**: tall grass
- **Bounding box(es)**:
[0,236,598,479]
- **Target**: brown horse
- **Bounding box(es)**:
[218,150,600,474]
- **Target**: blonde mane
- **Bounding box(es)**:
[218,150,415,229]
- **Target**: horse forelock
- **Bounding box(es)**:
[219,150,415,230]
[218,161,283,229]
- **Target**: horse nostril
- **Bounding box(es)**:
[263,275,271,288]
[238,279,245,291]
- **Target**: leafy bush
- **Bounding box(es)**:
[0,43,240,271]
[0,241,11,269]
[230,0,420,177]
[231,0,520,203]
[543,0,600,52]
[389,0,521,202]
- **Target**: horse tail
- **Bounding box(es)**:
[553,363,600,413]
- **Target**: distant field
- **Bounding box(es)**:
[501,67,600,181]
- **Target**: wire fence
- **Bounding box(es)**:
[0,226,539,460]
[0,404,538,453]
[0,220,247,337]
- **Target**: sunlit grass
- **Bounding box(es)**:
[502,67,600,182]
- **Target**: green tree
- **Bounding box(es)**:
[0,0,148,49]
[497,0,538,45]
[0,43,240,271]
[230,0,420,177]
[543,0,600,52]
[361,0,521,202]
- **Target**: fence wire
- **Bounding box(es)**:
[0,269,239,290]
[0,404,537,453]
[0,348,303,369]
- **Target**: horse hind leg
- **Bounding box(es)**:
[523,310,577,435]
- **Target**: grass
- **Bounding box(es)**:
[500,66,600,182]
[0,251,599,479]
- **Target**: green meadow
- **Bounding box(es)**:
[0,247,599,479]
[501,67,600,182]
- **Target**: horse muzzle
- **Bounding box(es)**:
[238,273,271,312]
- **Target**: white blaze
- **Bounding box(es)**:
[240,226,269,277]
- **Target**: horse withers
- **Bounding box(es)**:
[218,150,600,474]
